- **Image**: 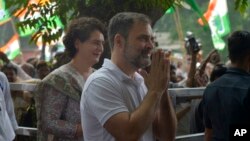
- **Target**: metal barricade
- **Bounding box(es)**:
[176,133,204,141]
[16,126,37,137]
[10,83,206,140]
[10,82,37,91]
[10,83,38,137]
[169,87,205,107]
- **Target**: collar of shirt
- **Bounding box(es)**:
[102,59,144,86]
[227,67,250,76]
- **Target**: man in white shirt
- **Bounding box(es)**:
[81,12,177,141]
[0,72,18,140]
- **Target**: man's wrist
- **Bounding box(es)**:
[148,90,164,99]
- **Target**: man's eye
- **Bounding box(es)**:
[94,42,100,45]
[139,37,148,42]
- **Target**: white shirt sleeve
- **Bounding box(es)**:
[83,77,128,126]
[0,72,19,130]
[0,80,16,141]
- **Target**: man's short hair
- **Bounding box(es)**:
[36,60,50,70]
[63,17,105,58]
[227,30,250,63]
[21,63,35,77]
[1,63,17,74]
[108,12,151,50]
[210,64,227,82]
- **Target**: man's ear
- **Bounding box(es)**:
[114,34,125,49]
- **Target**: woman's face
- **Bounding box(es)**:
[75,30,105,66]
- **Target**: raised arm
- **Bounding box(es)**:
[153,90,177,141]
[195,49,219,87]
[186,51,198,87]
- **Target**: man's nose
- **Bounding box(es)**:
[146,39,154,49]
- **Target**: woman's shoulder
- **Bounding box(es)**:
[44,64,70,79]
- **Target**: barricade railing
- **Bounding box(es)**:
[16,126,205,140]
[10,82,37,91]
[16,126,37,137]
[168,87,205,107]
[10,83,206,140]
[9,83,206,96]
[175,132,204,141]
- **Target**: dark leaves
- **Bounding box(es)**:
[235,0,248,14]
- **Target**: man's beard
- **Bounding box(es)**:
[124,43,152,69]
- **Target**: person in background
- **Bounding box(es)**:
[170,64,178,83]
[169,63,184,88]
[1,63,32,123]
[35,17,105,141]
[21,63,36,78]
[0,71,18,141]
[190,63,227,134]
[50,52,71,71]
[26,57,39,69]
[81,12,177,141]
[176,48,219,135]
[35,60,51,79]
[176,61,185,82]
[1,64,21,83]
[203,30,250,141]
[0,51,32,80]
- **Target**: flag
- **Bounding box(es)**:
[185,0,209,30]
[0,33,21,60]
[198,0,230,50]
[185,0,204,17]
[165,6,175,14]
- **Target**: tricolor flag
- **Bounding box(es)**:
[1,34,21,60]
[0,0,21,60]
[0,20,21,60]
[198,0,230,50]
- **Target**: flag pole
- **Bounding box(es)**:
[173,7,186,58]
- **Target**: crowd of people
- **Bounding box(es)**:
[0,11,249,141]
